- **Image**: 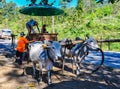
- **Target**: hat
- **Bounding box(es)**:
[20,32,25,36]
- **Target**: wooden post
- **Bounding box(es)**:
[100,36,102,49]
[108,37,110,50]
[108,41,110,50]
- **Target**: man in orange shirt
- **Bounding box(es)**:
[16,32,35,67]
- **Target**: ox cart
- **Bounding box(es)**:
[17,0,104,85]
[18,2,66,84]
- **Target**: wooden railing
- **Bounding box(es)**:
[97,39,120,50]
[98,39,120,43]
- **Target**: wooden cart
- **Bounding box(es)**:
[29,33,58,41]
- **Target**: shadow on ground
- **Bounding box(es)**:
[0,44,120,89]
[44,79,119,89]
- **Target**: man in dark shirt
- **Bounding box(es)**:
[26,19,38,36]
[41,24,48,33]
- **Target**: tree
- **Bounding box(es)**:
[27,0,56,6]
[0,0,17,28]
[96,0,104,4]
[59,0,73,8]
[108,0,119,4]
[62,0,72,2]
[96,0,120,4]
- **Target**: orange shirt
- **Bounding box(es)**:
[16,37,29,52]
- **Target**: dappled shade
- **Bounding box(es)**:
[19,5,64,16]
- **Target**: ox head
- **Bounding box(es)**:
[51,41,63,59]
[85,37,99,50]
[71,37,99,58]
[43,40,63,61]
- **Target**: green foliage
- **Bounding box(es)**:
[0,0,120,51]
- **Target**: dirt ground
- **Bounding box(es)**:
[0,54,120,89]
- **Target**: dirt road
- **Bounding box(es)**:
[0,39,120,89]
[0,54,120,89]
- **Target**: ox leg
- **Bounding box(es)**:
[38,62,43,83]
[47,70,52,85]
[61,58,65,74]
[76,63,80,76]
[74,57,80,76]
[46,60,52,85]
[72,56,75,74]
[32,62,36,78]
[22,66,27,76]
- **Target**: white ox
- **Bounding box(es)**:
[61,37,99,75]
[28,40,63,85]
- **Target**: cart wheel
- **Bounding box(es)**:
[79,47,104,74]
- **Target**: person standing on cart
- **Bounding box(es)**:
[41,24,48,33]
[26,19,40,36]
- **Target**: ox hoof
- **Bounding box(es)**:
[76,69,80,76]
[48,79,52,85]
[38,81,43,85]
